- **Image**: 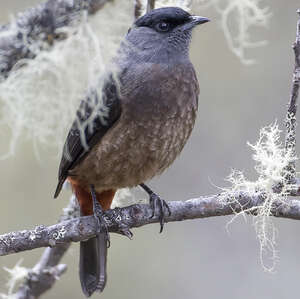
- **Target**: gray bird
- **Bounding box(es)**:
[54,7,209,297]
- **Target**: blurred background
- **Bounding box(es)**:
[0,0,300,298]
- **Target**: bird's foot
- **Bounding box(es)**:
[91,185,110,248]
[140,183,171,233]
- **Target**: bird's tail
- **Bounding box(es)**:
[70,182,115,297]
[80,233,108,296]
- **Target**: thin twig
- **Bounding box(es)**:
[146,0,155,13]
[134,0,143,20]
[134,0,155,20]
[14,252,67,299]
[284,9,300,183]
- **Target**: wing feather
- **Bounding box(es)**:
[54,75,122,198]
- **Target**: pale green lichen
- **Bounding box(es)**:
[221,123,297,271]
[52,226,67,240]
[0,1,133,159]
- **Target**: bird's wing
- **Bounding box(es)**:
[54,75,122,198]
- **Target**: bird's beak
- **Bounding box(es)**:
[189,16,210,26]
[181,15,210,31]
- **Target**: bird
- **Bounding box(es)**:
[54,6,209,297]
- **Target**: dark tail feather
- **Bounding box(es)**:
[54,179,65,198]
[80,233,108,297]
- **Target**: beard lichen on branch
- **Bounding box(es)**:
[219,123,297,271]
[197,0,271,64]
[0,260,30,299]
[0,1,133,160]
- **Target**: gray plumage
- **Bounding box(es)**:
[54,7,209,297]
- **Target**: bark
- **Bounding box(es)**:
[2,191,300,257]
[284,9,300,182]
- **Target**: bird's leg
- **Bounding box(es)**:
[91,186,133,240]
[90,184,110,248]
[140,183,171,233]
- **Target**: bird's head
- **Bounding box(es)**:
[124,7,210,63]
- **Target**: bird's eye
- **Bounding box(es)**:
[156,21,170,32]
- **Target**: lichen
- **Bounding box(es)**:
[220,123,297,271]
[196,0,271,64]
[0,260,29,298]
[52,226,66,240]
[0,1,133,159]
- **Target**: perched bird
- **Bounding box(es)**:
[54,7,209,297]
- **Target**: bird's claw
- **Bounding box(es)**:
[91,185,110,248]
[109,208,133,240]
[119,227,134,239]
[149,193,171,233]
[140,183,171,233]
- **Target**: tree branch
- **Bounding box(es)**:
[10,196,80,299]
[284,10,300,183]
[14,250,67,299]
[0,0,110,81]
[2,190,300,258]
